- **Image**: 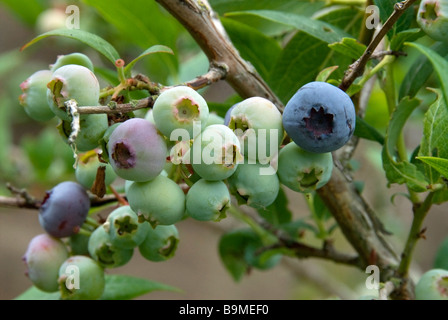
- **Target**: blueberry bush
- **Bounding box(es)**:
[1,0,448,300]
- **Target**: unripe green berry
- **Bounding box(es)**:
[58,113,108,152]
[417,0,448,42]
[58,255,105,300]
[75,152,117,189]
[186,179,230,221]
[153,86,209,138]
[88,225,133,268]
[127,175,185,227]
[277,142,333,193]
[138,225,179,262]
[415,269,448,300]
[227,162,279,209]
[104,205,151,249]
[51,53,94,72]
[190,124,243,181]
[47,65,100,121]
[19,70,55,122]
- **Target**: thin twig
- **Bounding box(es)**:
[77,65,228,115]
[0,191,123,210]
[339,0,418,91]
[239,206,362,268]
[77,96,156,115]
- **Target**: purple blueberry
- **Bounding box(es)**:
[107,118,168,182]
[282,81,356,153]
[39,181,90,238]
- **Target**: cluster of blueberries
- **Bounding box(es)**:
[19,52,357,299]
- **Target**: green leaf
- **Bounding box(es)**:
[15,287,61,300]
[0,49,24,78]
[21,129,57,179]
[124,45,174,76]
[21,29,120,65]
[280,219,319,239]
[1,0,45,26]
[314,5,365,39]
[15,275,179,300]
[405,42,448,109]
[382,97,429,192]
[418,89,448,184]
[211,0,325,16]
[226,10,351,44]
[416,157,448,179]
[221,17,281,81]
[354,116,385,145]
[218,229,281,281]
[83,0,180,83]
[434,236,448,270]
[399,42,448,100]
[316,66,339,82]
[390,28,424,51]
[268,33,328,103]
[258,187,292,225]
[329,37,366,60]
[100,275,180,300]
[218,1,325,36]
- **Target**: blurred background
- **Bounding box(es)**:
[0,0,447,300]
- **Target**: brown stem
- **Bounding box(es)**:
[339,0,418,91]
[0,193,123,210]
[78,65,228,115]
[156,0,284,110]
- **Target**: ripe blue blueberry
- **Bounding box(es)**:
[186,179,230,221]
[227,162,279,209]
[107,118,168,182]
[39,181,90,238]
[88,225,134,268]
[58,255,105,300]
[23,234,69,292]
[277,142,333,193]
[139,225,179,262]
[19,70,55,122]
[282,81,356,153]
